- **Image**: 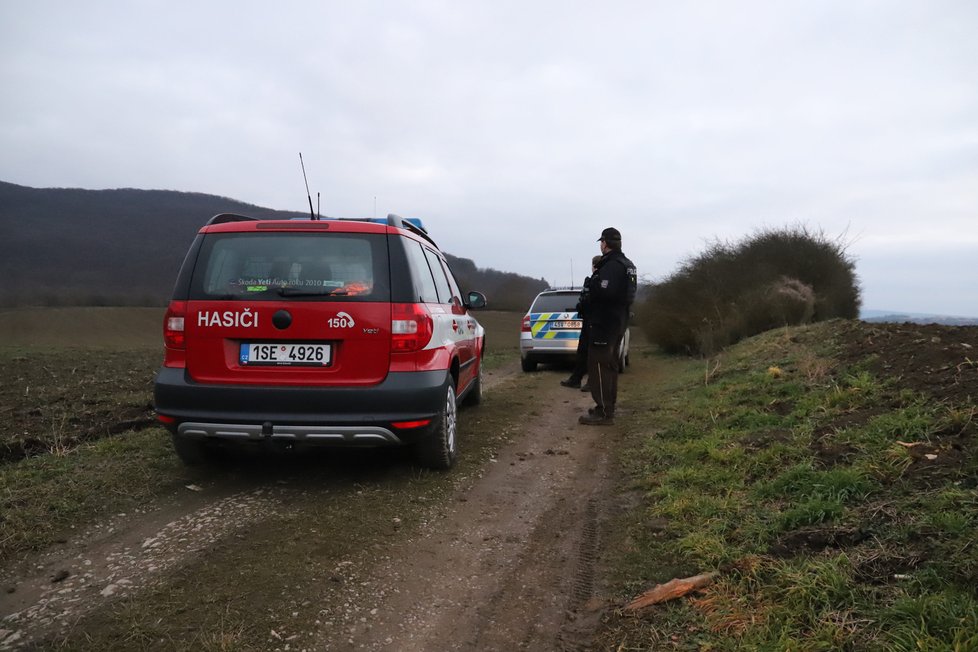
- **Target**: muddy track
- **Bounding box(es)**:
[318,375,616,651]
[1,363,621,650]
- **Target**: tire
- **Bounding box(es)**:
[462,360,483,406]
[521,356,537,372]
[415,380,458,470]
[171,434,213,466]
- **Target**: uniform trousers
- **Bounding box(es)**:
[587,326,623,416]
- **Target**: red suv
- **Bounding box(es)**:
[153,213,486,469]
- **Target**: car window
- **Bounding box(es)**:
[423,247,455,304]
[440,259,465,305]
[190,233,390,301]
[530,293,578,312]
[403,240,440,303]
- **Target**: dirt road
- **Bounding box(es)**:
[1,364,623,651]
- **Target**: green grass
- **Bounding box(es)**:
[598,321,978,651]
[0,428,185,562]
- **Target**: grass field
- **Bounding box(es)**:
[5,307,976,649]
[0,307,523,563]
[598,320,978,651]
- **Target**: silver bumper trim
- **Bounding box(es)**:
[177,422,403,445]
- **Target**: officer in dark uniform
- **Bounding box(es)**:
[579,227,637,426]
[561,255,602,389]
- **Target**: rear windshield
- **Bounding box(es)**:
[189,232,390,302]
[530,293,578,313]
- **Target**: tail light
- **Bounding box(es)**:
[163,301,187,367]
[164,301,187,348]
[391,303,434,352]
[521,314,531,332]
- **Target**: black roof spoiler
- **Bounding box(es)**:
[206,213,261,225]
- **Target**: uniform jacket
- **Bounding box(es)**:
[588,250,637,345]
[576,275,592,319]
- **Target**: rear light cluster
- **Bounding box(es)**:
[391,303,434,352]
[163,301,187,367]
[521,314,531,332]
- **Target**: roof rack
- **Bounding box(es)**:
[386,213,437,246]
[327,214,437,247]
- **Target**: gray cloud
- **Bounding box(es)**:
[2,0,976,315]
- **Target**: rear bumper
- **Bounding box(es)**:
[154,367,447,445]
[519,335,579,358]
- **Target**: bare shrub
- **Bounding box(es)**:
[639,226,860,355]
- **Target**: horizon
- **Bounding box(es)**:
[4,177,977,320]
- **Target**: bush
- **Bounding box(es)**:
[639,226,860,355]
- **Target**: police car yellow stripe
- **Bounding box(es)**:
[530,312,554,336]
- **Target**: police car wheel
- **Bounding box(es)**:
[415,379,458,470]
[521,356,537,372]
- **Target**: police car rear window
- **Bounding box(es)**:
[530,293,578,312]
[189,233,390,302]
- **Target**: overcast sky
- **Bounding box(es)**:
[2,1,976,315]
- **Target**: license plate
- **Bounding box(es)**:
[240,343,332,366]
[551,320,582,329]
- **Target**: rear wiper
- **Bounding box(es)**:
[277,287,349,297]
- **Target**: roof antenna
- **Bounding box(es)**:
[299,152,317,220]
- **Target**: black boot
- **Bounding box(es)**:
[579,407,614,426]
[560,377,582,388]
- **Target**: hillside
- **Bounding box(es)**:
[0,181,546,309]
[862,313,978,326]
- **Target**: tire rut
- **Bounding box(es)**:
[310,369,619,651]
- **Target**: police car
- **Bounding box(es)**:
[153,213,486,470]
[519,289,629,372]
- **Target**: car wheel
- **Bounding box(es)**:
[415,379,458,470]
[462,360,483,406]
[171,434,213,466]
[521,356,537,372]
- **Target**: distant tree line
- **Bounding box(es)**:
[0,181,547,311]
[445,254,548,312]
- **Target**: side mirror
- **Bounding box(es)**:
[465,291,487,310]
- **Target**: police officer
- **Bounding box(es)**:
[561,255,603,389]
[579,227,637,426]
